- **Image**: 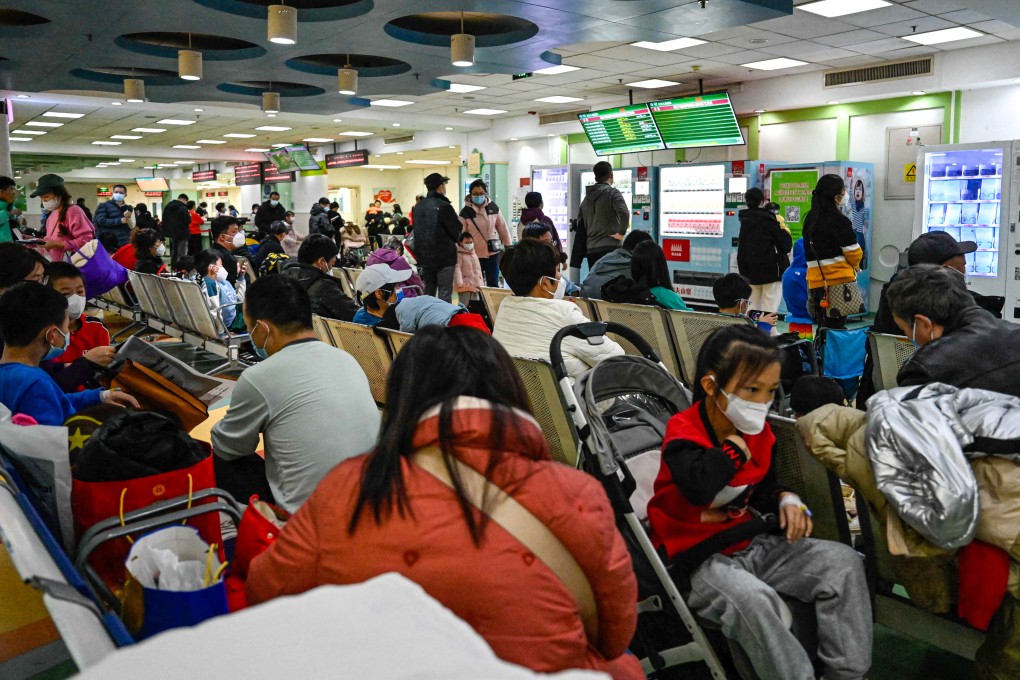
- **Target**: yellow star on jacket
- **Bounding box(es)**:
[68,428,91,452]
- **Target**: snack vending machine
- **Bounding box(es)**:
[913,142,1020,323]
[657,161,766,307]
[530,164,585,248]
[579,167,657,236]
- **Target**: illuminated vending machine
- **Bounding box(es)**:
[579,167,657,237]
[913,142,1020,322]
[530,164,585,249]
[657,161,764,307]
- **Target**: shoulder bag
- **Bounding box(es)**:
[809,234,864,325]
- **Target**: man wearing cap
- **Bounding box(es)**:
[352,263,412,327]
[162,193,193,269]
[410,173,462,302]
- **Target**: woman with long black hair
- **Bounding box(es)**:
[801,174,864,328]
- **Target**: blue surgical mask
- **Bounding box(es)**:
[112,192,125,202]
[253,321,270,360]
[472,195,486,205]
[44,326,70,361]
[270,200,279,207]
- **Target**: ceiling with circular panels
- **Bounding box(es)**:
[286,53,411,78]
[70,67,187,87]
[117,32,265,61]
[0,8,48,26]
[193,0,373,21]
[217,80,326,97]
[384,12,540,48]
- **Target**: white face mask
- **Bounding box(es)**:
[231,231,246,249]
[215,266,229,283]
[155,244,167,257]
[464,243,474,251]
[66,294,86,319]
[270,199,279,207]
[42,198,58,211]
[836,192,848,208]
[717,386,770,435]
[544,275,567,300]
[112,192,125,202]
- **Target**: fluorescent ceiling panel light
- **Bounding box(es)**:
[798,0,890,18]
[25,121,62,127]
[631,37,706,51]
[42,111,85,119]
[902,27,983,45]
[405,160,451,165]
[9,137,32,142]
[110,135,141,139]
[92,141,121,145]
[156,119,196,125]
[303,137,333,142]
[194,108,204,112]
[332,118,343,122]
[448,83,485,93]
[111,102,123,106]
[534,65,579,75]
[173,144,201,149]
[463,108,507,115]
[245,147,270,152]
[119,159,135,162]
[271,143,289,148]
[445,127,453,131]
[14,130,46,135]
[105,162,120,166]
[535,95,583,103]
[370,99,413,107]
[339,131,372,136]
[196,139,226,144]
[741,57,808,70]
[626,78,679,88]
[392,123,401,127]
[156,164,176,168]
[15,94,29,98]
[174,161,195,165]
[132,127,166,133]
[223,133,256,138]
[255,125,291,132]
[362,164,401,170]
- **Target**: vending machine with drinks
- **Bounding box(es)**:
[578,167,657,237]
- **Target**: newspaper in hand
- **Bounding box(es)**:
[110,336,234,406]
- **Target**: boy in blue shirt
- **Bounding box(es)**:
[0,283,137,425]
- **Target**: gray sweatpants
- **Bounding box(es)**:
[688,534,872,680]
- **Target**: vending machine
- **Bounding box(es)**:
[657,161,766,307]
[763,161,875,311]
[913,142,1020,322]
[531,164,585,242]
[579,167,657,236]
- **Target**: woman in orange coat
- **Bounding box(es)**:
[247,325,643,680]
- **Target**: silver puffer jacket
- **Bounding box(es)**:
[866,383,1020,550]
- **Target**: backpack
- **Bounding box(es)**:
[260,251,290,277]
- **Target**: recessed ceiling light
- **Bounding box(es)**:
[798,0,890,17]
[266,113,277,118]
[25,121,63,127]
[902,27,983,45]
[92,141,121,145]
[449,145,457,148]
[156,119,196,126]
[535,95,583,103]
[754,109,766,113]
[626,78,680,89]
[15,94,29,98]
[332,118,343,122]
[223,133,256,138]
[196,139,226,144]
[370,99,414,107]
[534,65,580,75]
[119,158,135,162]
[174,160,195,165]
[9,137,32,142]
[742,57,808,70]
[194,108,204,112]
[156,164,176,168]
[132,127,166,133]
[374,154,380,158]
[448,83,486,93]
[173,144,201,149]
[339,131,372,136]
[105,162,121,166]
[912,90,926,95]
[392,123,401,127]
[42,112,85,119]
[244,147,270,152]
[271,143,289,148]
[445,127,453,131]
[548,134,555,137]
[363,164,402,170]
[509,138,517,141]
[396,152,404,155]
[463,108,507,115]
[405,160,451,165]
[303,137,333,142]
[255,125,291,132]
[111,101,123,106]
[110,134,141,140]
[14,130,46,135]
[631,37,706,52]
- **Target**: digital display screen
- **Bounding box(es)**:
[648,93,744,150]
[135,177,170,192]
[261,162,294,183]
[285,144,322,171]
[325,150,369,169]
[233,162,262,186]
[264,148,300,173]
[577,105,665,155]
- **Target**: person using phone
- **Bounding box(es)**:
[94,184,133,248]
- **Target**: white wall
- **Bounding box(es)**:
[959,85,1020,143]
[759,119,838,163]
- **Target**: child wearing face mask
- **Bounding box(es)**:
[647,325,872,680]
[454,232,483,306]
[195,248,246,333]
[45,262,114,371]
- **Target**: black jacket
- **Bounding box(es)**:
[281,262,358,322]
[135,210,158,234]
[737,208,792,285]
[254,200,286,236]
[409,191,462,268]
[161,199,191,241]
[897,305,1020,398]
[308,204,332,236]
[252,236,285,274]
[601,275,658,307]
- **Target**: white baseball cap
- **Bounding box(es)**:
[355,264,412,300]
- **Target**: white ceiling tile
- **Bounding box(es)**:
[588,45,696,66]
[901,0,972,12]
[710,50,780,65]
[818,55,889,68]
[969,19,1020,40]
[932,34,1004,50]
[560,54,629,70]
[842,37,915,54]
[936,10,993,24]
[797,46,865,62]
[840,5,927,28]
[820,28,890,46]
[698,26,764,42]
[716,28,798,49]
[668,42,745,58]
[752,14,860,39]
[870,16,958,38]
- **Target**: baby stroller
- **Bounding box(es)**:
[549,322,727,679]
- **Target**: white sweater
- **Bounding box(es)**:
[492,296,624,379]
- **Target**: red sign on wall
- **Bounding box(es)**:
[663,239,691,262]
[732,161,745,176]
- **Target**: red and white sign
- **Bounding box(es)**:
[732,161,745,176]
[663,239,691,262]
[374,189,393,203]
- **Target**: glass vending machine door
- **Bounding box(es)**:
[922,147,1003,277]
[531,167,570,236]
[658,164,726,238]
[580,169,634,216]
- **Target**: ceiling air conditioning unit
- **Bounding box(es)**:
[824,57,933,88]
[539,108,589,126]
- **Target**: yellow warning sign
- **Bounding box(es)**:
[904,163,917,183]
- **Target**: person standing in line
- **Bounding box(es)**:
[459,179,511,288]
[161,194,192,269]
[31,174,95,263]
[410,173,462,303]
[802,174,864,328]
[737,187,792,314]
[0,176,22,244]
[576,161,629,270]
[93,184,133,248]
[255,192,286,241]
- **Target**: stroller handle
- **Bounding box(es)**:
[550,322,662,381]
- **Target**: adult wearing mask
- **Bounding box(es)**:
[210,216,248,287]
[162,194,192,268]
[308,197,333,237]
[254,192,286,241]
[31,174,95,263]
[252,221,289,274]
[802,174,864,328]
[410,173,462,303]
[459,179,510,288]
[282,235,358,322]
[132,228,168,275]
[736,187,792,314]
[0,176,22,243]
[575,161,629,273]
[93,183,133,248]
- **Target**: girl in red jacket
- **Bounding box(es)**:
[647,325,871,680]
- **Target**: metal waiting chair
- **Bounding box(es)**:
[588,300,684,381]
[375,327,414,356]
[867,332,917,392]
[332,267,356,300]
[665,310,755,386]
[479,287,514,324]
[511,357,580,467]
[566,296,596,321]
[317,317,393,407]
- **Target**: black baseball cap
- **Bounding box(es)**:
[424,173,450,191]
[907,231,977,266]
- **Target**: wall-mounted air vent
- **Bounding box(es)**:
[539,108,589,126]
[384,134,414,145]
[824,57,933,88]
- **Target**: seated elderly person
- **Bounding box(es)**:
[886,264,1020,398]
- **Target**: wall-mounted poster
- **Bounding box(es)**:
[767,169,817,241]
[372,187,395,205]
